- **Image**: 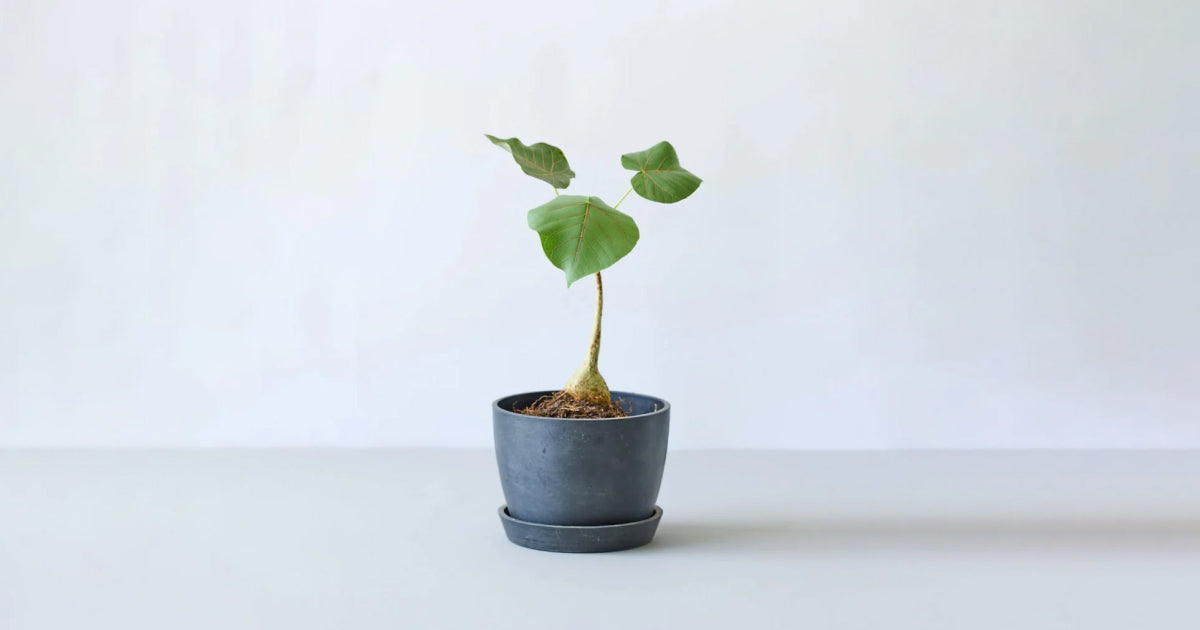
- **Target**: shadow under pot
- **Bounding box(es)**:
[493,390,670,553]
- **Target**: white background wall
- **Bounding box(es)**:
[1,0,1197,448]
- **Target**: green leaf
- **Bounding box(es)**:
[527,195,640,286]
[485,135,576,189]
[620,141,702,203]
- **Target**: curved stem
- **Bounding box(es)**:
[563,271,612,403]
[586,272,603,370]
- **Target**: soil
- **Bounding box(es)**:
[515,390,630,419]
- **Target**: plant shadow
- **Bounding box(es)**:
[643,516,1200,554]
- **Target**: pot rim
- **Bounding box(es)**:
[493,390,670,421]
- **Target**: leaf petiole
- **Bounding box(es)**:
[613,186,633,209]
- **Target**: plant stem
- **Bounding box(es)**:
[553,187,559,197]
[563,271,612,404]
[613,186,633,208]
[586,272,603,370]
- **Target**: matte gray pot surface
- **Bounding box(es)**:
[493,391,670,553]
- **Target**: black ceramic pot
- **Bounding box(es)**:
[493,390,670,553]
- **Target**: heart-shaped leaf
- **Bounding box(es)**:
[621,141,701,203]
[527,195,640,286]
[485,135,576,189]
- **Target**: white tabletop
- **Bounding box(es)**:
[3,450,1199,629]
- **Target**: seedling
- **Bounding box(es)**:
[486,135,701,415]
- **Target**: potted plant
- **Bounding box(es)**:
[486,135,701,552]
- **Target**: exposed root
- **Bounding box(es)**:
[515,390,629,419]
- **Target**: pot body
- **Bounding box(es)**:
[493,391,670,526]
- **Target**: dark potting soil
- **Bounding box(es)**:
[514,390,630,419]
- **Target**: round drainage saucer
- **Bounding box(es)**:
[498,506,663,553]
